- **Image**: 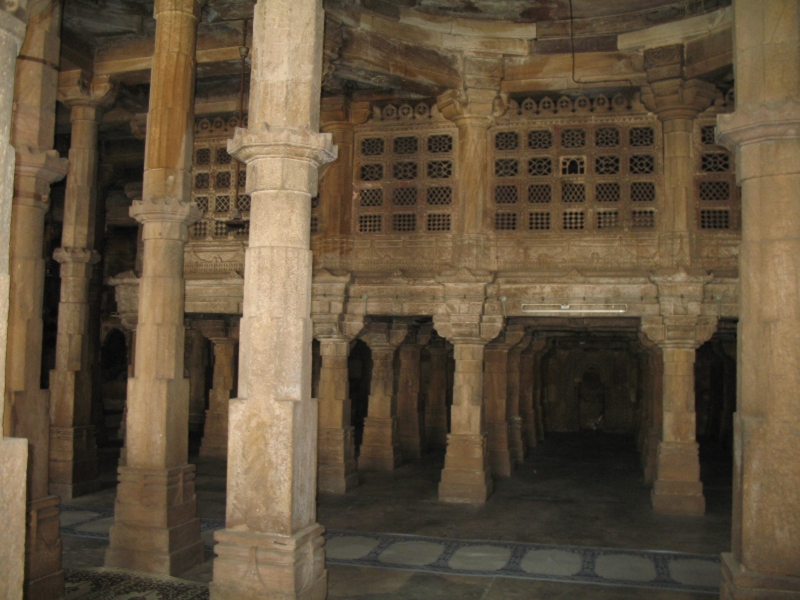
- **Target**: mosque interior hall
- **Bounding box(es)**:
[0,0,798,598]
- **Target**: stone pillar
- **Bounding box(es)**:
[642,270,716,516]
[507,330,531,464]
[484,327,526,478]
[311,271,364,493]
[717,1,800,596]
[358,321,409,471]
[641,45,716,267]
[185,324,208,434]
[396,325,431,461]
[424,339,449,451]
[433,271,502,504]
[637,333,663,486]
[105,0,203,575]
[520,337,545,450]
[437,56,502,269]
[199,338,236,459]
[319,97,369,237]
[48,72,116,499]
[4,1,67,596]
[0,7,29,600]
[208,0,336,594]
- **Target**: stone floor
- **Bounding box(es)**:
[62,432,732,599]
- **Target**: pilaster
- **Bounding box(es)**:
[209,0,335,595]
[105,0,203,576]
[358,321,409,471]
[48,72,116,499]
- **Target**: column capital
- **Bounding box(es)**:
[129,196,201,228]
[57,71,117,114]
[0,8,26,47]
[486,324,527,351]
[717,96,800,151]
[361,321,409,350]
[641,44,716,120]
[436,88,503,126]
[53,247,100,265]
[228,124,337,168]
[640,315,717,349]
[320,96,371,130]
[14,147,68,184]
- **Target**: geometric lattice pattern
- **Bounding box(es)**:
[700,209,730,229]
[699,181,730,201]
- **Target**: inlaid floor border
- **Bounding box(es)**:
[61,505,720,595]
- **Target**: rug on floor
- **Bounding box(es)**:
[65,568,209,600]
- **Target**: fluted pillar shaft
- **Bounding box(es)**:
[717,1,800,596]
[209,0,335,596]
[105,0,203,576]
[0,8,30,600]
[199,339,235,458]
[48,75,115,499]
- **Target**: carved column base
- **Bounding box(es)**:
[210,525,327,600]
[0,438,27,599]
[721,553,800,600]
[487,422,514,478]
[199,409,228,458]
[509,416,525,464]
[25,495,64,600]
[439,433,493,504]
[105,465,203,575]
[358,417,402,471]
[318,426,358,493]
[651,441,704,515]
[48,425,100,499]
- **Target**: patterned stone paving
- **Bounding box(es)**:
[61,505,720,595]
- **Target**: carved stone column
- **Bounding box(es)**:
[358,321,409,471]
[319,97,369,238]
[507,329,531,464]
[208,0,336,595]
[637,332,663,486]
[48,72,116,499]
[641,268,716,516]
[424,339,449,451]
[437,56,502,269]
[433,269,502,503]
[5,1,67,596]
[312,271,364,493]
[484,326,526,477]
[520,336,545,450]
[717,1,800,596]
[642,45,716,267]
[197,319,236,459]
[105,0,203,575]
[397,325,431,461]
[185,323,208,434]
[0,7,29,599]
